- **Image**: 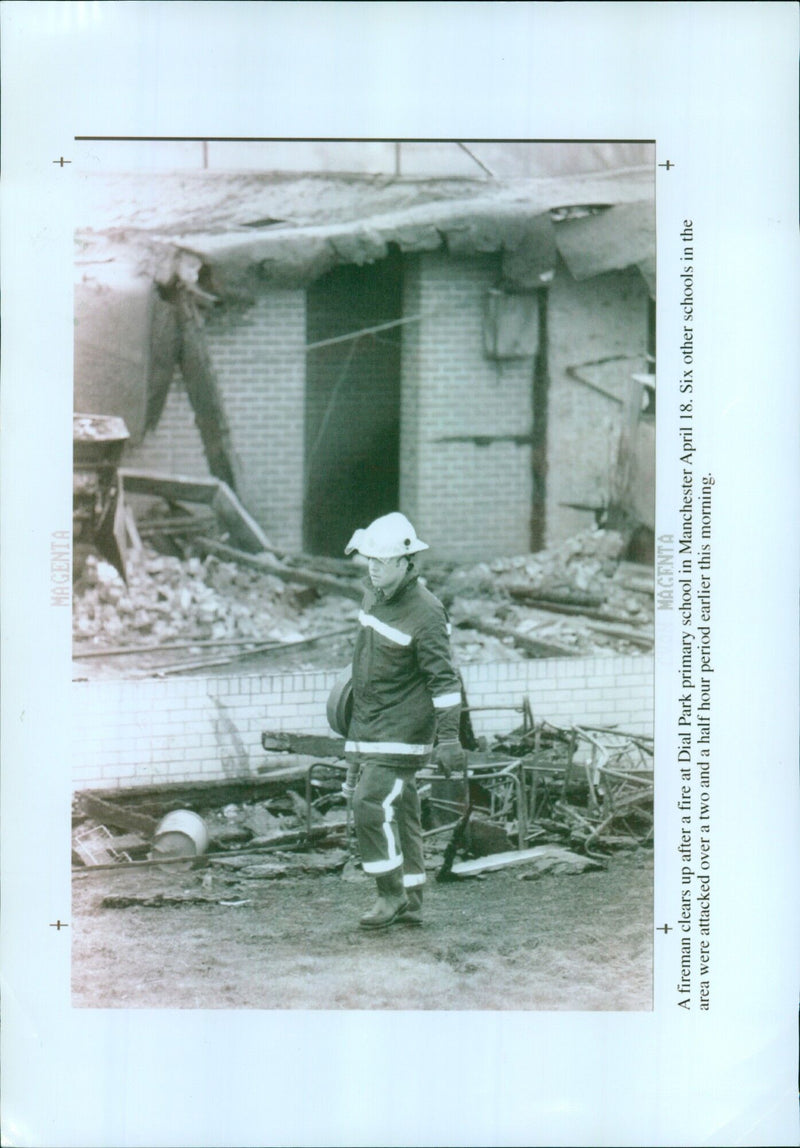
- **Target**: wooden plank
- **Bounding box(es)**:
[210,481,272,552]
[505,585,605,610]
[79,765,312,812]
[616,577,654,597]
[457,615,578,659]
[75,636,300,659]
[246,824,344,849]
[120,470,220,504]
[505,589,641,626]
[195,537,363,601]
[281,554,362,578]
[124,503,143,553]
[583,620,653,648]
[151,642,303,676]
[176,291,240,493]
[120,469,271,553]
[261,732,346,758]
[80,793,159,836]
[450,844,600,877]
[305,313,423,351]
[137,517,214,536]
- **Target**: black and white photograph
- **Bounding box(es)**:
[70,139,656,1011]
[2,4,798,1146]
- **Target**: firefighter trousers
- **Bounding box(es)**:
[351,761,426,890]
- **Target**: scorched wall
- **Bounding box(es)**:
[547,264,650,546]
[125,291,307,551]
[124,256,650,560]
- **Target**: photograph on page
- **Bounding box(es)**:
[70,139,656,1011]
[3,4,798,1147]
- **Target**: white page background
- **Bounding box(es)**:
[2,3,798,1146]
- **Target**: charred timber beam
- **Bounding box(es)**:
[530,287,550,551]
[79,766,312,813]
[582,620,653,649]
[505,585,605,611]
[179,289,242,491]
[194,537,363,601]
[261,732,346,757]
[80,793,159,836]
[119,469,269,553]
[176,289,240,492]
[456,615,578,659]
[505,588,651,630]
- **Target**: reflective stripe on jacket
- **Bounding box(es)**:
[345,570,461,763]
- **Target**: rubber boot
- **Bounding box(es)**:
[359,869,409,930]
[399,885,423,926]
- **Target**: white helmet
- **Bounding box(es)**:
[344,512,429,560]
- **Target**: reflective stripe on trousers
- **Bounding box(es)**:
[352,761,426,884]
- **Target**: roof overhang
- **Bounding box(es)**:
[76,167,655,298]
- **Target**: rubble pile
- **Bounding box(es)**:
[72,526,652,675]
[433,528,628,606]
[427,529,653,661]
[72,782,351,884]
[258,723,653,862]
[73,546,358,650]
[72,716,653,884]
[205,789,343,846]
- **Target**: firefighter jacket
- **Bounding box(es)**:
[345,568,462,765]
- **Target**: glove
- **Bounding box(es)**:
[341,763,360,800]
[432,739,466,778]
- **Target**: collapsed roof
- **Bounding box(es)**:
[76,165,655,298]
[74,160,655,444]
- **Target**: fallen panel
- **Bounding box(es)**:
[554,201,654,281]
[450,844,602,877]
[73,266,153,441]
[119,470,270,553]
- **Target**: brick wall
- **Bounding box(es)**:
[121,257,649,561]
[205,294,306,550]
[400,253,649,559]
[73,654,653,791]
[547,265,649,546]
[123,370,211,479]
[124,292,307,551]
[400,252,533,561]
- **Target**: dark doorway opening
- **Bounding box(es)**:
[304,249,403,556]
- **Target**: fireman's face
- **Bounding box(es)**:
[367,554,408,594]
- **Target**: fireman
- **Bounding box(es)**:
[341,512,466,929]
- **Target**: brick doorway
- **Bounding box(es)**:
[304,249,403,556]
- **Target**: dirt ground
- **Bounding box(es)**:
[72,848,653,1011]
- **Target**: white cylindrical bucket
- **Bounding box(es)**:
[152,810,209,866]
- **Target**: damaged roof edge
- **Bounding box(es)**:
[175,205,653,294]
[78,169,654,296]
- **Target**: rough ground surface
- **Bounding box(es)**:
[72,850,652,1011]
